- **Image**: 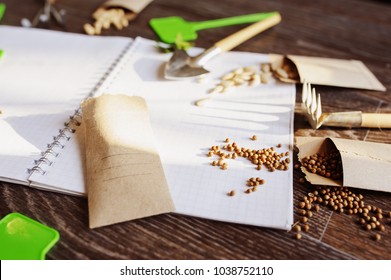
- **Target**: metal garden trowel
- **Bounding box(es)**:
[164,12,281,80]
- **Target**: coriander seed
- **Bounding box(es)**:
[293,225,301,232]
[295,233,302,240]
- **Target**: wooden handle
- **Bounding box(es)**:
[214,12,281,52]
[361,113,391,128]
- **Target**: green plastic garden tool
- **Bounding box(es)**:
[0,213,59,260]
[150,12,278,43]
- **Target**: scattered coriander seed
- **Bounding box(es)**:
[293,225,301,232]
[359,218,366,225]
[295,233,302,240]
[299,202,305,209]
[365,224,372,231]
[225,138,230,143]
[303,224,310,232]
[374,234,381,241]
[378,225,385,231]
[251,135,257,141]
[299,178,305,184]
[301,217,308,223]
[228,190,236,197]
[245,189,252,194]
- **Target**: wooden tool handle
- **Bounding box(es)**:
[361,113,391,128]
[214,12,281,52]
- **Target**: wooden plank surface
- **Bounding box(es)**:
[1,0,390,259]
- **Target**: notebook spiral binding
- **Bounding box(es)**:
[27,41,134,177]
[27,110,81,175]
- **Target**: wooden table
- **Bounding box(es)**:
[1,0,390,259]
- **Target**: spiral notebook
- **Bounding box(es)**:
[0,26,133,194]
[0,27,295,229]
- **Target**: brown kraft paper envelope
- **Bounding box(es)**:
[270,54,386,91]
[296,137,391,193]
[82,94,175,228]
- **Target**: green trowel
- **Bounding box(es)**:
[150,12,278,43]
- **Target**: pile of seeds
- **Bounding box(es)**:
[292,181,389,241]
[272,58,299,82]
[301,152,343,180]
[209,63,273,94]
[84,8,135,35]
[207,136,290,196]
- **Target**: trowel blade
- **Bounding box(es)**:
[164,49,209,80]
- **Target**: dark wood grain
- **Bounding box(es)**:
[1,0,391,259]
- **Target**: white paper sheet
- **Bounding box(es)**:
[47,37,295,229]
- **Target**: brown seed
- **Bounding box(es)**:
[228,190,235,196]
[301,217,308,223]
[245,189,252,194]
[374,234,381,241]
[378,225,385,231]
[365,224,372,231]
[225,138,230,143]
[306,211,313,218]
[303,224,310,232]
[298,202,305,209]
[359,218,366,225]
[251,135,257,141]
[293,225,301,232]
[294,163,300,169]
[295,233,302,240]
[277,143,282,148]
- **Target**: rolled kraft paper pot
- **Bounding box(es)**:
[296,137,391,193]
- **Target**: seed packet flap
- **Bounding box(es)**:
[102,0,153,13]
[296,137,391,193]
[82,94,175,228]
[270,54,386,91]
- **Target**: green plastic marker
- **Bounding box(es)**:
[150,11,279,44]
[0,212,60,260]
[0,49,3,60]
[0,3,6,22]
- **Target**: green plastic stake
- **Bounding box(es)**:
[0,3,5,22]
[150,11,279,44]
[0,212,60,260]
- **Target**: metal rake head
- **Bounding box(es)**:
[301,81,323,129]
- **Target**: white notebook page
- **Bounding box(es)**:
[43,37,295,229]
[0,26,132,188]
